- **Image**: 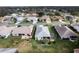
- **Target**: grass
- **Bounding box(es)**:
[0,36,22,48]
[0,39,12,48]
[0,36,76,53]
[30,39,75,53]
[48,25,61,40]
[17,40,32,53]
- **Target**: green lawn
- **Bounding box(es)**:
[29,39,75,53]
[48,25,61,40]
[0,36,76,53]
[0,36,22,48]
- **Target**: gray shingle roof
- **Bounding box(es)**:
[35,25,51,38]
[55,26,78,39]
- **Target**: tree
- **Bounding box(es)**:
[37,12,44,17]
[54,12,61,16]
[71,11,79,16]
[74,39,79,48]
[47,13,54,16]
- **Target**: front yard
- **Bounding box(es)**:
[0,36,22,48]
[16,39,75,53]
[0,36,77,53]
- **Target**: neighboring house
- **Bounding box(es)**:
[35,25,51,40]
[2,14,25,25]
[0,26,15,38]
[2,16,12,23]
[50,16,64,21]
[11,13,26,25]
[64,15,77,23]
[39,15,51,23]
[12,25,33,39]
[31,13,39,17]
[15,16,25,25]
[72,24,79,32]
[74,49,79,53]
[27,16,38,24]
[64,15,73,20]
[0,48,17,53]
[26,13,38,17]
[55,26,78,41]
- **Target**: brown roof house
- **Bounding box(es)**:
[25,13,38,17]
[50,16,64,21]
[12,25,33,39]
[39,15,51,23]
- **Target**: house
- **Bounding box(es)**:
[50,16,64,21]
[32,13,39,16]
[35,25,51,40]
[55,26,78,40]
[11,13,26,25]
[15,16,25,25]
[39,15,51,23]
[2,16,12,23]
[74,49,79,53]
[27,16,38,24]
[26,13,38,17]
[64,14,73,20]
[12,25,33,39]
[64,15,77,23]
[0,26,15,38]
[0,25,33,39]
[1,14,25,25]
[72,24,79,32]
[0,48,17,53]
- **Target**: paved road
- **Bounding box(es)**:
[0,48,17,53]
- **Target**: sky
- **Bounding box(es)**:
[0,0,78,6]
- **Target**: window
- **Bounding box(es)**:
[63,38,69,40]
[70,36,77,40]
[27,34,30,36]
[43,37,50,39]
[31,20,33,22]
[19,34,25,36]
[44,19,46,22]
[70,36,77,38]
[47,37,50,39]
